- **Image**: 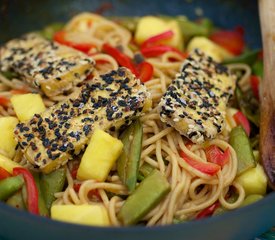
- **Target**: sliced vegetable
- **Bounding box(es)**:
[235,87,260,127]
[138,163,155,180]
[6,190,26,210]
[0,117,19,158]
[134,16,183,50]
[0,167,11,180]
[136,61,154,82]
[40,22,64,40]
[240,194,263,207]
[205,145,230,167]
[250,75,260,100]
[180,150,220,176]
[233,111,251,136]
[222,49,261,65]
[175,16,213,39]
[51,204,110,226]
[236,164,267,195]
[209,27,245,55]
[53,31,95,53]
[32,172,49,216]
[0,175,24,201]
[118,170,170,225]
[252,60,263,78]
[141,30,174,48]
[0,96,9,107]
[77,129,123,182]
[0,154,22,174]
[187,36,233,62]
[229,126,256,175]
[102,43,138,75]
[11,93,46,122]
[13,167,39,215]
[196,201,220,219]
[117,120,143,193]
[141,45,187,58]
[40,167,66,211]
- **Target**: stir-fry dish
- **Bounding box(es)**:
[0,13,266,226]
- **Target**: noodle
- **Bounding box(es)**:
[0,13,256,226]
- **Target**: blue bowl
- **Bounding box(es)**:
[0,0,274,239]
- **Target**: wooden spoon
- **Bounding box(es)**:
[259,0,275,190]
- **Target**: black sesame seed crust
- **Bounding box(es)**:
[14,67,150,173]
[158,49,236,143]
[0,33,95,98]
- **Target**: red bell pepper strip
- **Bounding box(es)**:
[0,167,11,180]
[209,27,245,55]
[180,151,220,176]
[13,167,39,215]
[10,88,29,95]
[250,75,260,100]
[196,201,220,219]
[136,61,154,82]
[141,45,188,59]
[205,145,230,167]
[102,43,138,76]
[233,111,251,136]
[141,30,174,49]
[53,31,95,54]
[0,96,10,107]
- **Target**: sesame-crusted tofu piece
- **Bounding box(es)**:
[0,33,95,97]
[14,67,151,173]
[158,49,236,143]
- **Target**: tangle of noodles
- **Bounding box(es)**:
[0,13,255,226]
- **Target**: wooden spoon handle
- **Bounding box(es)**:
[259,0,275,189]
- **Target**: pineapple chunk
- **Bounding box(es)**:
[187,37,233,62]
[135,16,183,50]
[0,117,18,158]
[0,153,22,174]
[51,204,110,226]
[236,164,267,195]
[77,129,123,181]
[11,93,46,122]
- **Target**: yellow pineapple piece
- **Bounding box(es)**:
[51,204,110,226]
[77,129,123,181]
[236,164,267,195]
[11,93,46,122]
[187,36,233,62]
[0,153,22,174]
[0,117,18,158]
[135,16,183,50]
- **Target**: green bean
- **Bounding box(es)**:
[6,190,26,210]
[117,120,143,193]
[118,170,170,225]
[252,60,264,78]
[40,167,66,211]
[229,126,256,175]
[0,175,24,201]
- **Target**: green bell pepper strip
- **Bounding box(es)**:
[222,49,261,65]
[117,120,143,193]
[229,126,256,175]
[118,169,170,225]
[40,167,66,211]
[0,175,24,201]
